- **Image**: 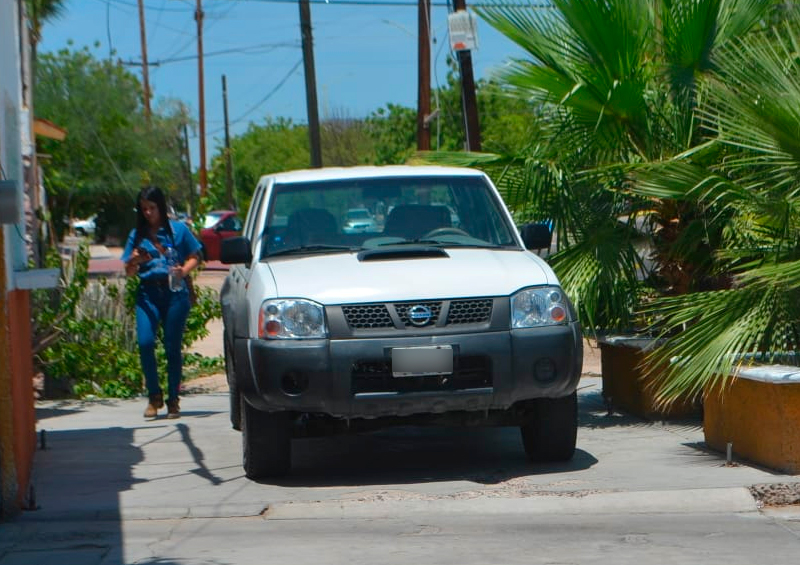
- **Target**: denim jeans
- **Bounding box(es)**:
[135,284,191,401]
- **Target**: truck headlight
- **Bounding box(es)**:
[511,286,570,328]
[258,299,327,339]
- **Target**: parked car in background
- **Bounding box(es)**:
[342,207,379,234]
[70,215,97,237]
[200,210,242,261]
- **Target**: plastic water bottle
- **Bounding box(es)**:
[164,244,182,292]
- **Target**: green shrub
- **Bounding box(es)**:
[33,244,223,399]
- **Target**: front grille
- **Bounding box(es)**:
[352,356,492,394]
[340,298,495,331]
[342,304,393,328]
[447,298,493,324]
[395,301,443,327]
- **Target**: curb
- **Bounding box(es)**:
[265,487,758,519]
[19,488,758,523]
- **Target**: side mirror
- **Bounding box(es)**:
[520,222,552,251]
[220,236,252,264]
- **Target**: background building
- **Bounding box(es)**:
[0,0,58,519]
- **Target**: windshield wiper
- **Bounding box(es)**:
[376,239,506,249]
[267,245,357,257]
[444,242,505,249]
[375,238,444,247]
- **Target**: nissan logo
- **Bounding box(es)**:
[408,305,433,326]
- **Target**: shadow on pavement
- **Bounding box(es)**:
[680,441,790,476]
[175,423,225,486]
[34,399,124,422]
[1,427,142,565]
[27,427,146,519]
[578,388,703,430]
[261,425,598,488]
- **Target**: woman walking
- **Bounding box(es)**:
[122,186,202,419]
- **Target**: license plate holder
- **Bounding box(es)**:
[391,345,453,377]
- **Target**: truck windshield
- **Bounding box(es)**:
[260,176,519,258]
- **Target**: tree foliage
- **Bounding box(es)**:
[430,0,800,404]
[35,45,189,241]
[205,67,537,211]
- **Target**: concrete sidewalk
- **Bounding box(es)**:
[3,379,800,563]
[29,241,794,521]
[17,379,798,524]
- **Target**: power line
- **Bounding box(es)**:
[102,0,191,12]
[123,41,299,66]
[220,0,553,6]
[153,0,241,66]
[208,58,303,135]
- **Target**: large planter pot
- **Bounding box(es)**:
[599,336,701,420]
[704,366,800,474]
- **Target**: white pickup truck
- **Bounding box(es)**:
[220,166,582,478]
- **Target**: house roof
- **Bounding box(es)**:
[33,118,67,141]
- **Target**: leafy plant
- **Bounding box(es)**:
[33,245,222,399]
[634,17,800,403]
[426,0,797,405]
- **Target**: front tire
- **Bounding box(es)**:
[520,392,578,463]
[241,396,291,479]
[224,339,241,430]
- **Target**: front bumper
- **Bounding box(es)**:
[234,322,582,418]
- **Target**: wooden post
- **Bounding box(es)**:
[452,1,481,151]
[195,0,208,198]
[417,0,431,151]
[299,0,322,168]
[222,75,235,209]
[137,0,151,121]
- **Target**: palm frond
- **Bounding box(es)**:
[697,20,800,192]
[477,0,655,159]
[551,218,649,332]
[643,283,800,404]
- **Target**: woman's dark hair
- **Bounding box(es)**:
[133,185,174,247]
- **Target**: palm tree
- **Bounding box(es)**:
[425,0,789,402]
[26,0,67,62]
[23,0,67,263]
[632,17,800,403]
[429,0,770,333]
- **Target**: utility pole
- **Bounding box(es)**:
[222,74,235,210]
[452,1,481,151]
[417,0,431,151]
[195,0,208,198]
[136,0,151,121]
[182,122,195,217]
[298,0,322,168]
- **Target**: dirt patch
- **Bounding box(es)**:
[182,372,228,394]
[749,482,800,507]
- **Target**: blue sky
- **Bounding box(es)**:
[39,0,529,165]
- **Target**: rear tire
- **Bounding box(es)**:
[520,391,578,463]
[241,396,291,479]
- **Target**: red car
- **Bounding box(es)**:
[199,210,243,261]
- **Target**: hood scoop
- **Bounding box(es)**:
[357,246,450,262]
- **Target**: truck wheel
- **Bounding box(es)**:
[224,340,241,430]
[241,396,291,479]
[520,391,577,463]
